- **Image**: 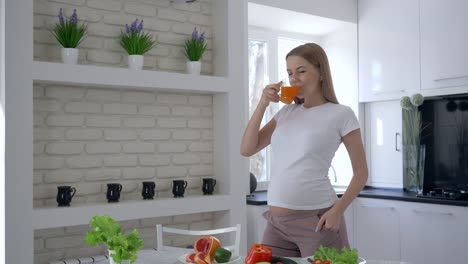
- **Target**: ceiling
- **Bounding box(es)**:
[248,2,350,36]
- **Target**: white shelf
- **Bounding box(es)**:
[33,194,233,230]
[32,61,230,94]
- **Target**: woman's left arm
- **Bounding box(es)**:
[316,128,368,232]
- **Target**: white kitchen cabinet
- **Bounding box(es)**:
[246,204,269,247]
[399,202,468,263]
[353,198,401,261]
[343,201,354,248]
[358,0,420,102]
[365,101,403,188]
[420,0,468,93]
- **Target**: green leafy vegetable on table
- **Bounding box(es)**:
[85,215,144,264]
[308,245,359,264]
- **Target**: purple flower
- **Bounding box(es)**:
[58,8,64,26]
[199,31,205,42]
[130,19,138,33]
[69,9,78,25]
[125,24,130,34]
[137,20,143,33]
[192,27,199,40]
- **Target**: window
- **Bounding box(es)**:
[248,28,318,188]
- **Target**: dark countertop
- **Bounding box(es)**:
[246,186,468,207]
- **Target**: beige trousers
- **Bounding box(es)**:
[261,207,350,257]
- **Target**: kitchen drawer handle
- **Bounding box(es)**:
[395,132,401,152]
[434,75,468,82]
[360,205,395,211]
[413,209,453,217]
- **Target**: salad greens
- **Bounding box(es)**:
[85,215,144,264]
[313,245,359,264]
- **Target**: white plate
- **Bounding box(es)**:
[305,256,366,264]
[178,253,241,264]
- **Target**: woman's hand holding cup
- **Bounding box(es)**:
[259,81,282,107]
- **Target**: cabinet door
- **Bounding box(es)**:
[365,101,403,188]
[420,0,468,91]
[358,0,420,102]
[354,198,401,261]
[400,202,468,263]
[343,201,354,248]
[246,205,269,247]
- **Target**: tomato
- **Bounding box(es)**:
[324,261,331,264]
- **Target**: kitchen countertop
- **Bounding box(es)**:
[246,186,468,207]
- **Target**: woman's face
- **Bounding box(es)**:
[286,55,321,99]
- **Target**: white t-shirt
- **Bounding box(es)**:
[267,102,360,210]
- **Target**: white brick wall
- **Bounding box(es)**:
[33,1,216,262]
[34,0,214,73]
[34,85,213,205]
[34,214,215,264]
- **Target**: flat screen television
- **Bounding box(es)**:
[419,94,468,192]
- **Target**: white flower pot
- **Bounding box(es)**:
[108,249,131,264]
[61,48,79,64]
[186,61,201,75]
[128,55,144,70]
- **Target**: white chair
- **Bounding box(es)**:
[156,224,241,257]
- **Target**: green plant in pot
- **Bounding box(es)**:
[85,215,144,264]
[400,93,429,193]
[183,27,207,75]
[51,8,87,64]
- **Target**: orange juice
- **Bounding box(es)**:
[279,86,300,104]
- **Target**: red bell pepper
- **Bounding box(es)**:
[245,244,272,264]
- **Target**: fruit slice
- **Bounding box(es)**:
[185,252,197,263]
[194,252,212,264]
[194,236,221,258]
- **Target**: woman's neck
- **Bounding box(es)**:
[302,95,328,108]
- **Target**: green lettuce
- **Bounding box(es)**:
[85,215,144,264]
[313,245,359,264]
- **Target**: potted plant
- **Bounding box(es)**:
[183,27,207,75]
[85,215,144,264]
[120,18,157,70]
[51,8,87,64]
[400,93,429,193]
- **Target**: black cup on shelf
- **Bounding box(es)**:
[202,178,217,195]
[172,180,187,198]
[56,186,76,207]
[106,183,122,203]
[142,181,156,200]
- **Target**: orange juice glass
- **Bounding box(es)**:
[279,86,300,104]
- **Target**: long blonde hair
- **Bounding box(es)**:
[286,43,339,104]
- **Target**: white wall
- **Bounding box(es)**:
[322,23,359,186]
[33,86,214,207]
[34,0,215,73]
[249,0,357,23]
[0,0,5,262]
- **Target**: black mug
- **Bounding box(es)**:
[142,181,156,200]
[202,178,217,195]
[172,180,187,198]
[56,186,76,207]
[106,183,122,203]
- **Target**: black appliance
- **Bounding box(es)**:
[417,187,468,200]
[418,93,468,199]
